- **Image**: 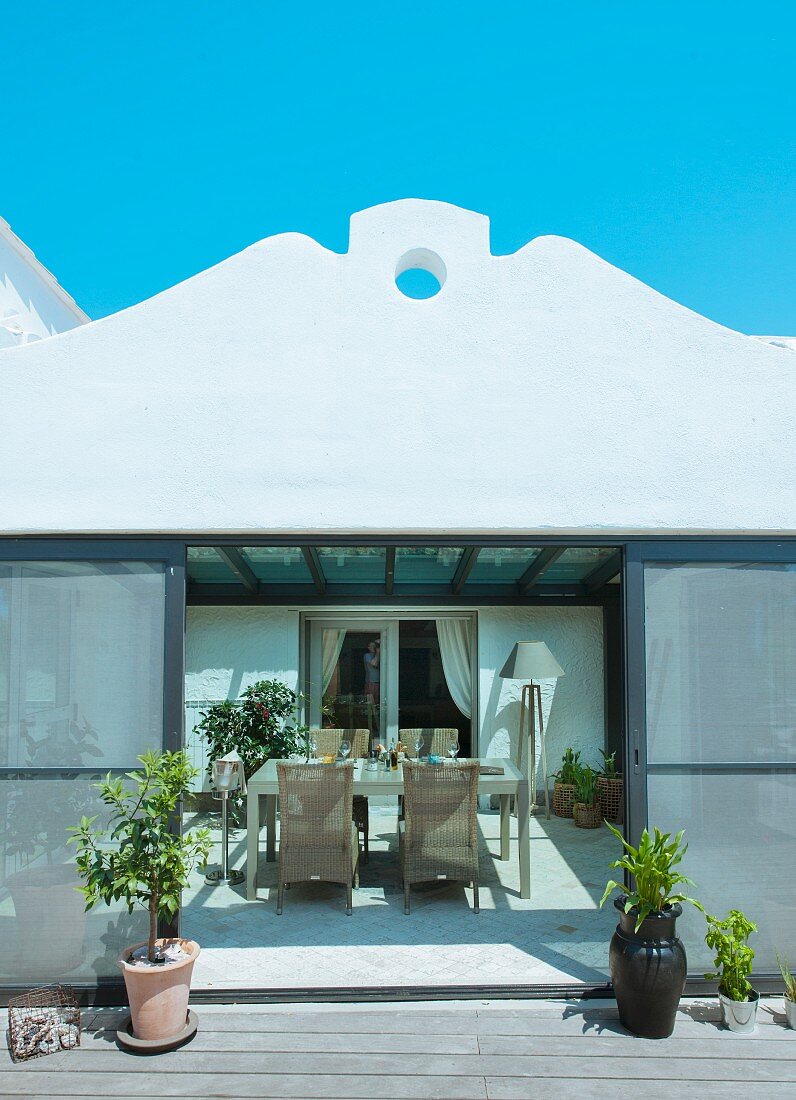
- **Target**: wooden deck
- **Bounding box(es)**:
[2,997,793,1098]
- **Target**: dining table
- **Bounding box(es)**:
[245,756,530,901]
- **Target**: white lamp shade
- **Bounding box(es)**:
[499,641,564,680]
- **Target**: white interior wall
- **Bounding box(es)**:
[185,604,606,793]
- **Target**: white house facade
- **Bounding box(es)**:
[1,200,794,1001]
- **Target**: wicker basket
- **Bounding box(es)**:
[8,984,80,1062]
[553,782,576,818]
[573,802,603,829]
[597,776,624,823]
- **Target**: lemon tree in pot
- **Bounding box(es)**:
[600,824,703,1038]
[705,909,758,1034]
[69,750,211,1044]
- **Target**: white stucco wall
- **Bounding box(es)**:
[478,606,605,793]
[0,218,87,348]
[185,604,605,793]
[1,199,793,535]
[185,606,299,788]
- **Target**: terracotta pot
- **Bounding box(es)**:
[553,782,576,818]
[5,864,87,976]
[117,938,199,1041]
[597,776,624,823]
[573,802,602,829]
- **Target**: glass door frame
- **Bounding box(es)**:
[306,616,399,744]
[301,609,479,752]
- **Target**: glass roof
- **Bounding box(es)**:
[186,544,620,594]
[468,547,542,584]
[395,546,464,584]
[542,547,618,583]
[317,547,386,583]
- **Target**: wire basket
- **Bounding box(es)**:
[7,984,80,1062]
[552,782,576,818]
[597,776,624,823]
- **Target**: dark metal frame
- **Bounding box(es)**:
[3,533,795,1003]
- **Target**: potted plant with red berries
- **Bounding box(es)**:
[196,679,307,819]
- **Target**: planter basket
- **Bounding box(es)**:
[8,984,80,1062]
[597,776,624,823]
[553,782,576,818]
[574,802,602,829]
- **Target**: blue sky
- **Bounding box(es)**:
[4,2,795,332]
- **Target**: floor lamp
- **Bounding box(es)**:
[499,641,565,819]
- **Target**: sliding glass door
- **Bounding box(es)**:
[627,542,796,974]
[0,541,184,988]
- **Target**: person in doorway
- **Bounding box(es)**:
[363,639,380,705]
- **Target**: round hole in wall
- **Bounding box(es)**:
[394,248,446,299]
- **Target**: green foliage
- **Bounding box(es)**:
[551,748,581,785]
[196,680,307,791]
[68,750,211,962]
[705,910,757,1002]
[599,749,620,779]
[574,764,599,807]
[600,823,703,931]
[776,951,796,1003]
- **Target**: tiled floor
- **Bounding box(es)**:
[183,804,620,990]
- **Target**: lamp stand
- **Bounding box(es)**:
[517,681,550,819]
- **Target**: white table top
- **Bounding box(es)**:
[247,756,525,795]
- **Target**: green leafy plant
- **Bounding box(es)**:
[776,951,796,1003]
[705,910,757,1002]
[574,764,599,807]
[600,824,703,931]
[68,750,212,963]
[196,679,308,788]
[599,749,620,779]
[551,748,581,785]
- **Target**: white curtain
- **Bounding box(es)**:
[436,618,472,718]
[321,629,346,693]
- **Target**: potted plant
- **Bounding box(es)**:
[196,679,306,819]
[597,749,623,824]
[600,824,702,1038]
[551,748,581,818]
[69,750,211,1044]
[776,952,796,1030]
[705,909,759,1034]
[572,765,602,828]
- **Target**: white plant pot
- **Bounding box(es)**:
[785,997,796,1030]
[719,990,759,1034]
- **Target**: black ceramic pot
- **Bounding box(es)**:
[609,897,687,1039]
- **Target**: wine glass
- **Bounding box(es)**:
[308,736,317,762]
[447,738,460,762]
[414,735,424,760]
[339,738,351,761]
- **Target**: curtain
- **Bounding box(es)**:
[436,618,472,718]
[321,629,346,693]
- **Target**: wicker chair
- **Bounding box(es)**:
[399,760,480,915]
[309,728,370,862]
[399,728,460,758]
[275,762,359,915]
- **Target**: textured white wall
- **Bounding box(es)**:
[0,221,87,348]
[0,199,793,535]
[478,606,605,793]
[184,604,605,792]
[185,606,299,789]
